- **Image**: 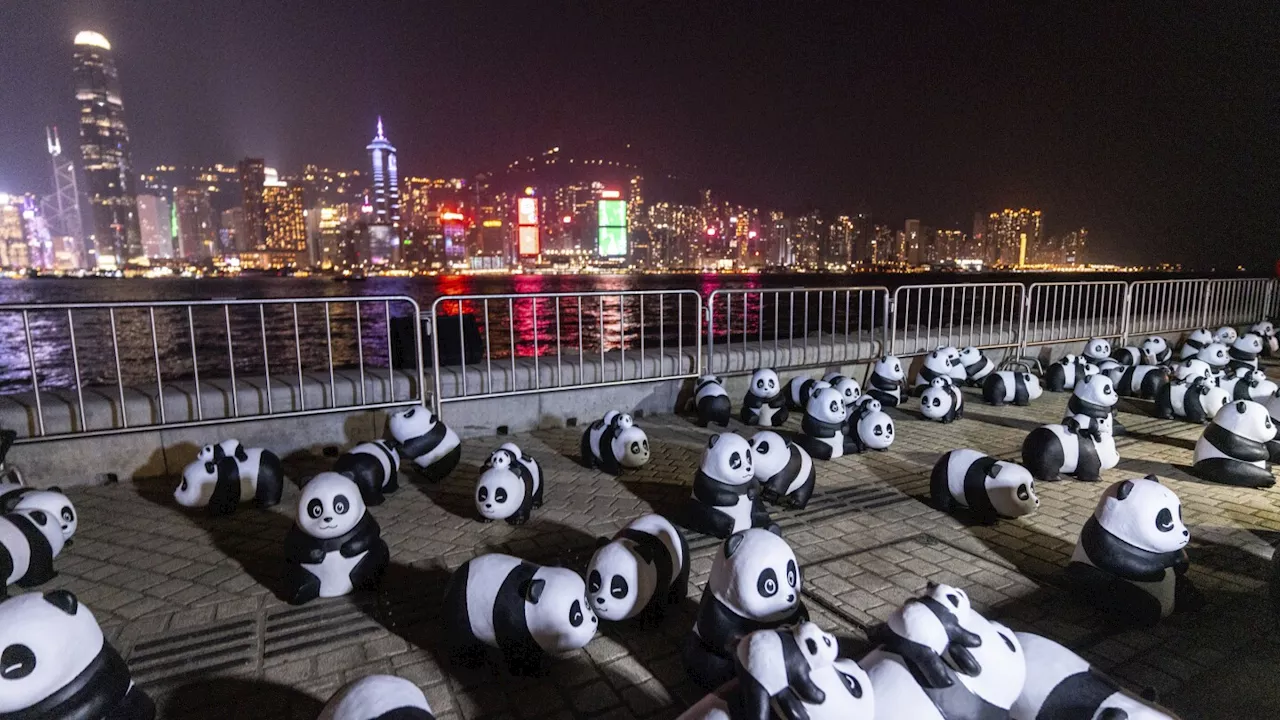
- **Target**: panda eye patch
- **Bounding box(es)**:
[477,487,488,502]
[307,499,323,519]
[757,380,765,389]
[932,398,942,406]
[610,575,628,598]
[180,479,188,491]
[757,441,770,454]
[1000,632,1016,652]
[403,408,415,418]
[1,644,36,680]
[333,495,350,514]
[495,488,508,504]
[786,559,798,587]
[830,401,840,413]
[588,570,601,594]
[758,568,779,597]
[1017,484,1030,501]
[1155,508,1174,532]
[642,440,648,450]
[631,442,641,455]
[823,636,832,646]
[729,453,742,470]
[569,600,584,627]
[842,673,863,698]
[61,507,74,523]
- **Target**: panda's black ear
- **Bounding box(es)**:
[1116,480,1135,500]
[707,434,719,449]
[204,461,216,474]
[519,578,546,604]
[1144,474,1160,484]
[594,536,610,550]
[632,541,657,565]
[43,590,78,615]
[724,531,747,558]
[986,463,1002,478]
[1237,401,1247,414]
[235,444,248,462]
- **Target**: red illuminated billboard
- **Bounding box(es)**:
[517,196,539,256]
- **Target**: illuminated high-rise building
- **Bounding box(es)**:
[73,31,142,266]
[0,196,27,269]
[263,185,306,265]
[219,207,243,256]
[174,187,216,259]
[985,208,1042,266]
[136,193,173,258]
[366,118,400,232]
[237,158,266,252]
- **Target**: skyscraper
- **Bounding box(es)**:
[72,31,141,266]
[237,158,266,252]
[263,185,306,265]
[136,193,173,259]
[366,118,400,233]
[985,208,1042,266]
[174,187,216,259]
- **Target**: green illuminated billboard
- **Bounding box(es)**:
[597,199,627,257]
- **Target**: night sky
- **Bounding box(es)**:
[1,2,1276,268]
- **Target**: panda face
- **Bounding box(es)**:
[749,369,781,398]
[586,539,653,621]
[1213,400,1276,443]
[1074,374,1117,408]
[523,566,597,653]
[1095,477,1188,554]
[174,458,220,507]
[923,349,954,374]
[388,406,436,444]
[876,355,905,381]
[12,509,66,560]
[1197,342,1230,368]
[0,591,104,714]
[1233,334,1264,356]
[611,412,635,430]
[858,411,895,449]
[1021,373,1044,401]
[12,490,77,542]
[486,448,516,472]
[1141,337,1169,362]
[959,346,982,365]
[1175,358,1212,382]
[793,622,838,670]
[297,472,365,540]
[853,395,883,414]
[702,433,754,485]
[830,376,862,406]
[614,426,650,468]
[920,384,953,419]
[806,388,848,425]
[1214,326,1238,344]
[1251,321,1275,338]
[1084,338,1112,360]
[712,529,801,621]
[749,431,790,481]
[986,462,1039,518]
[475,467,524,520]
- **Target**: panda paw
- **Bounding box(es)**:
[506,516,529,526]
[478,518,493,524]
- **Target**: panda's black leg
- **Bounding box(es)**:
[929,460,955,513]
[424,445,463,482]
[382,472,400,496]
[506,509,530,525]
[670,532,692,605]
[349,539,390,590]
[284,565,323,606]
[749,499,772,530]
[255,473,284,509]
[207,476,240,516]
[683,504,736,538]
[105,683,156,720]
[532,477,545,508]
[788,472,816,510]
[794,434,833,461]
[579,430,595,469]
[735,677,776,720]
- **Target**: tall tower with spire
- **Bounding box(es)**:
[366,118,400,231]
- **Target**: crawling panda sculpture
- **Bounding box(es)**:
[1114,364,1170,400]
[1109,344,1146,366]
[850,398,896,452]
[784,377,831,412]
[0,590,155,719]
[959,346,995,386]
[442,553,597,674]
[1155,359,1230,423]
[913,347,963,394]
[1082,338,1112,365]
[283,473,390,605]
[795,387,854,460]
[683,528,808,691]
[0,484,76,544]
[0,508,65,597]
[1022,413,1119,482]
[931,449,1038,523]
[1044,355,1098,393]
[1010,632,1180,720]
[389,406,461,482]
[684,433,771,538]
[982,370,1043,407]
[750,430,816,509]
[319,675,435,720]
[741,368,789,427]
[1228,333,1264,371]
[1214,326,1238,345]
[823,373,863,408]
[174,440,285,515]
[1191,400,1276,488]
[694,375,733,427]
[1249,320,1277,356]
[676,657,874,720]
[475,443,544,524]
[1196,342,1231,380]
[735,621,839,720]
[1178,328,1213,360]
[587,513,689,624]
[920,377,963,423]
[333,439,400,506]
[581,411,651,475]
[1141,336,1172,365]
[1220,367,1279,402]
[866,355,906,407]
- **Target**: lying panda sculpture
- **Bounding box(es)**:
[1178,328,1213,360]
[675,657,874,720]
[1113,364,1169,400]
[1155,359,1230,423]
[982,370,1043,407]
[1191,400,1276,488]
[283,473,390,605]
[930,449,1039,523]
[1011,632,1180,720]
[1228,333,1264,371]
[694,375,733,427]
[1220,367,1279,402]
[332,439,400,506]
[389,406,461,482]
[866,355,906,407]
[0,484,76,544]
[741,368,788,427]
[587,513,689,625]
[959,346,995,386]
[750,430,816,509]
[581,411,651,475]
[1044,355,1098,393]
[318,675,435,720]
[823,373,863,409]
[174,440,285,515]
[735,621,840,720]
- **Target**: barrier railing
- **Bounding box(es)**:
[1022,280,1128,349]
[0,296,425,443]
[890,282,1024,357]
[429,289,702,409]
[1124,279,1211,340]
[1202,278,1276,331]
[705,286,889,375]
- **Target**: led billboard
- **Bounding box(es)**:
[597,199,627,257]
[517,197,539,256]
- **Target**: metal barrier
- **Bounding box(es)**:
[890,283,1024,357]
[705,286,889,374]
[1124,279,1211,340]
[429,289,702,409]
[1201,278,1276,331]
[1022,280,1128,349]
[0,296,426,443]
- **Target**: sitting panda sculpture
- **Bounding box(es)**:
[1082,338,1112,366]
[1196,342,1231,382]
[795,387,855,461]
[1264,394,1280,462]
[587,513,689,625]
[0,508,65,597]
[982,370,1043,407]
[319,675,435,720]
[174,440,285,515]
[1141,336,1173,365]
[1249,320,1277,356]
[920,377,963,423]
[684,433,772,538]
[0,590,155,719]
[1011,632,1180,720]
[694,375,733,427]
[783,377,830,412]
[1191,400,1276,488]
[683,528,808,691]
[1220,367,1279,402]
[0,484,76,545]
[1114,364,1170,400]
[931,449,1039,523]
[866,355,906,407]
[676,657,874,720]
[1022,412,1119,483]
[1044,355,1098,393]
[958,346,995,386]
[581,411,651,475]
[912,347,963,395]
[741,368,789,427]
[849,397,896,452]
[1228,333,1264,371]
[332,439,400,506]
[750,430,816,509]
[475,443,544,524]
[1214,326,1239,345]
[1155,359,1230,423]
[283,473,390,604]
[1178,328,1213,360]
[735,621,840,720]
[823,373,863,409]
[389,406,461,482]
[442,553,597,674]
[1063,374,1119,437]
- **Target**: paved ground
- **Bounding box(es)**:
[30,360,1280,720]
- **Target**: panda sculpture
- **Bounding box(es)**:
[1010,632,1180,720]
[587,513,689,624]
[1094,358,1126,387]
[283,472,390,605]
[1156,375,1229,424]
[475,443,544,524]
[823,373,863,408]
[694,375,733,427]
[1044,355,1098,393]
[1191,400,1276,488]
[0,485,76,544]
[0,508,65,597]
[1110,345,1145,366]
[676,657,874,720]
[319,675,435,720]
[442,553,597,674]
[784,377,831,412]
[1114,364,1170,400]
[1082,338,1112,365]
[851,400,896,452]
[581,410,651,475]
[867,355,906,407]
[735,621,839,720]
[684,433,771,538]
[1249,320,1278,356]
[1178,328,1213,360]
[1196,342,1231,380]
[982,370,1043,407]
[741,368,788,427]
[388,406,462,482]
[1228,333,1264,371]
[332,439,400,506]
[1022,413,1119,482]
[0,590,155,720]
[795,387,854,461]
[1063,374,1119,436]
[920,377,963,423]
[959,346,995,386]
[1214,326,1238,345]
[912,347,963,395]
[1220,367,1279,402]
[1265,394,1280,462]
[1141,336,1173,365]
[750,430,816,509]
[683,528,808,691]
[1064,476,1199,626]
[930,449,1039,523]
[174,440,285,515]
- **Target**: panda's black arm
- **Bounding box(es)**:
[283,526,326,564]
[770,689,813,720]
[693,473,746,506]
[789,672,827,706]
[340,515,382,557]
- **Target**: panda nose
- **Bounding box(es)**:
[787,593,795,602]
[1183,530,1189,537]
[323,517,332,523]
[597,597,605,605]
[485,503,492,509]
[591,616,597,624]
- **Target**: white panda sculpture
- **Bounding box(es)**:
[587,513,689,624]
[0,508,65,597]
[283,473,390,605]
[1191,400,1276,488]
[0,485,76,544]
[1114,364,1170,400]
[866,355,906,407]
[388,406,461,482]
[982,371,1043,407]
[475,443,544,524]
[1228,333,1264,371]
[676,658,874,720]
[796,387,854,461]
[1010,632,1180,720]
[174,440,285,515]
[694,375,733,427]
[1155,359,1230,423]
[784,377,831,412]
[1022,412,1119,483]
[1082,338,1112,365]
[442,553,597,674]
[1264,394,1280,463]
[0,590,155,719]
[1063,374,1119,436]
[1214,326,1238,345]
[1140,336,1173,365]
[735,621,840,719]
[958,346,995,386]
[1044,355,1098,393]
[913,347,963,394]
[851,400,896,452]
[1195,342,1231,380]
[1065,476,1200,626]
[1110,345,1145,366]
[332,439,400,506]
[683,528,808,691]
[741,368,789,427]
[1249,320,1278,356]
[581,410,651,475]
[823,373,863,408]
[1220,367,1279,402]
[1094,358,1125,387]
[684,433,772,538]
[920,377,963,423]
[930,449,1038,523]
[1178,328,1213,360]
[750,430,816,508]
[318,675,435,720]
